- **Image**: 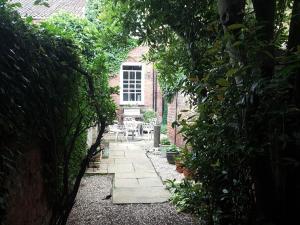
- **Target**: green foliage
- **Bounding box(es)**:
[0,0,92,221]
[166,144,179,153]
[42,13,117,123]
[86,0,138,73]
[118,0,300,224]
[166,179,208,222]
[160,137,171,145]
[143,110,156,123]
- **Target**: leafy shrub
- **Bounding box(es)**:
[166,144,179,153]
[160,137,171,145]
[143,110,156,123]
[166,179,209,222]
[0,1,91,222]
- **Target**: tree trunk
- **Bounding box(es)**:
[251,0,276,78]
[288,0,300,107]
[249,1,279,224]
[284,1,300,224]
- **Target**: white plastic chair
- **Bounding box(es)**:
[108,124,127,142]
[124,121,139,140]
[142,123,154,140]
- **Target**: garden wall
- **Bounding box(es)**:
[167,93,190,147]
[3,145,51,225]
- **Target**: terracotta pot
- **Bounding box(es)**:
[183,167,193,178]
[175,163,184,173]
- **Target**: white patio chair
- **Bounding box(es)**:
[124,117,134,121]
[124,121,139,139]
[142,123,154,140]
[108,124,127,142]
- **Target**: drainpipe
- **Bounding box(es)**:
[174,92,178,145]
[154,69,158,112]
[152,65,155,110]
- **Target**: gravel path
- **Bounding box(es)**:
[67,175,199,225]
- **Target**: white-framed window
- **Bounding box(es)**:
[120,63,144,105]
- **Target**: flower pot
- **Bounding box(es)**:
[175,161,184,173]
[183,167,193,178]
[166,151,178,164]
[176,165,184,173]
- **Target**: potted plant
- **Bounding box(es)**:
[175,157,184,173]
[160,137,171,157]
[181,151,194,179]
[166,144,179,164]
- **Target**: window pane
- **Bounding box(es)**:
[123,71,128,79]
[130,72,135,79]
[130,93,135,101]
[123,65,142,70]
[133,66,142,70]
[121,64,143,102]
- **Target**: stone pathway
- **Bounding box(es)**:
[87,140,170,204]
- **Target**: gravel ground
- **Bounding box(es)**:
[67,175,200,225]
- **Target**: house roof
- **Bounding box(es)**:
[10,0,86,20]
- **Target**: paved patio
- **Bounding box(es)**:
[86,139,170,204]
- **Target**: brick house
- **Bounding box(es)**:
[109,46,164,122]
[110,45,191,147]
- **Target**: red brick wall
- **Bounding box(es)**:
[167,93,189,147]
[109,46,163,122]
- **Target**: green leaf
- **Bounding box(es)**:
[227,23,245,31]
[226,68,238,78]
[216,78,229,87]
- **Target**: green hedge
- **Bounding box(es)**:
[0,1,89,222]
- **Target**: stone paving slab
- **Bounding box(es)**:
[113,187,170,204]
[115,178,139,188]
[138,177,164,187]
[98,141,170,204]
[114,172,158,179]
